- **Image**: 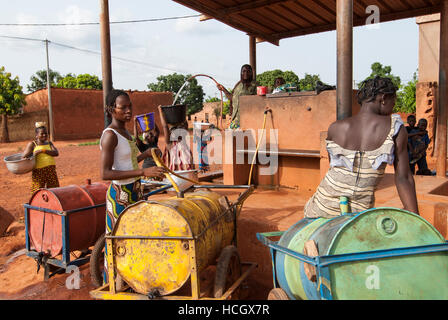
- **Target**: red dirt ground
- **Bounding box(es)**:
[0,139,104,300]
[0,139,275,300]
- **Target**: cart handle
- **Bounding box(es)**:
[256,232,318,266]
[257,232,448,268]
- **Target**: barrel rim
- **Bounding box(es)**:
[328,207,446,255]
[4,153,35,163]
[111,199,194,238]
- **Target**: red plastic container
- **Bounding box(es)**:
[257,86,267,96]
[28,181,109,257]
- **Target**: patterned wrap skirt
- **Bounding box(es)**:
[105,179,143,235]
[31,165,60,194]
[104,179,143,283]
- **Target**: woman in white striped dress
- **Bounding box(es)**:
[304,76,419,218]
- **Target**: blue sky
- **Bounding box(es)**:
[0,1,420,98]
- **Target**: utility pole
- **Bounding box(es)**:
[100,0,113,128]
[45,39,55,141]
[336,0,353,120]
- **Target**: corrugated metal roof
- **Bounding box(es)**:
[172,0,441,45]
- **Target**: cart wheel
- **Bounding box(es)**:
[90,233,105,287]
[213,245,242,299]
[267,288,289,300]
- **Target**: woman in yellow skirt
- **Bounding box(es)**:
[22,122,60,194]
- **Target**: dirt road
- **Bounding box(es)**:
[0,139,269,300]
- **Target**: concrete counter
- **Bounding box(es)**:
[223,90,360,194]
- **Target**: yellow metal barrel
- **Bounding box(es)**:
[110,189,235,296]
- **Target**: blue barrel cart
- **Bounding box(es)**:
[257,207,448,300]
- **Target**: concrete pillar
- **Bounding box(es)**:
[249,35,257,80]
[437,0,448,177]
[336,0,353,120]
[100,0,113,128]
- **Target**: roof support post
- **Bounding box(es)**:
[100,0,113,128]
[249,35,257,80]
[336,0,353,120]
[437,0,448,177]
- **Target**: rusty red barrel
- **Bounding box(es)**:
[28,180,108,257]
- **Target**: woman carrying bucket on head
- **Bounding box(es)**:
[100,89,167,283]
[22,122,60,194]
[158,104,193,171]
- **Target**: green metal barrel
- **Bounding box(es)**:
[275,208,448,300]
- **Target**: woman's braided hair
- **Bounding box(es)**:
[105,89,129,116]
[357,76,398,105]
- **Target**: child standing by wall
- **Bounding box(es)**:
[406,115,417,171]
[193,122,211,173]
[409,118,431,175]
[22,122,60,194]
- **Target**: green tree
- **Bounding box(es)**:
[256,69,299,88]
[56,73,102,89]
[395,71,417,113]
[205,96,221,103]
[27,69,62,93]
[147,73,204,115]
[213,106,221,127]
[0,67,26,142]
[359,62,401,89]
[298,73,324,91]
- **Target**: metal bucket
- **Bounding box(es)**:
[275,208,448,300]
[110,189,235,296]
[4,153,35,174]
[163,170,198,192]
[28,181,108,257]
[161,104,187,125]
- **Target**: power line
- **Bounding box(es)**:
[0,14,201,27]
[50,40,194,74]
[0,34,220,78]
[0,34,45,42]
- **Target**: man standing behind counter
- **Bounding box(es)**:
[217,64,258,129]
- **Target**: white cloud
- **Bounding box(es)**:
[174,18,227,36]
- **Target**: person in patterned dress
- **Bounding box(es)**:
[100,89,167,283]
[22,123,60,194]
[304,76,419,218]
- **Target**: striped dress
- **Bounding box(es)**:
[304,114,404,218]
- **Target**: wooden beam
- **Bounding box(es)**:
[272,4,441,40]
[172,0,280,46]
[249,35,256,80]
[255,37,279,46]
[220,0,291,15]
[199,14,212,21]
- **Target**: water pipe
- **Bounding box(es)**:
[248,109,271,186]
[173,74,226,129]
